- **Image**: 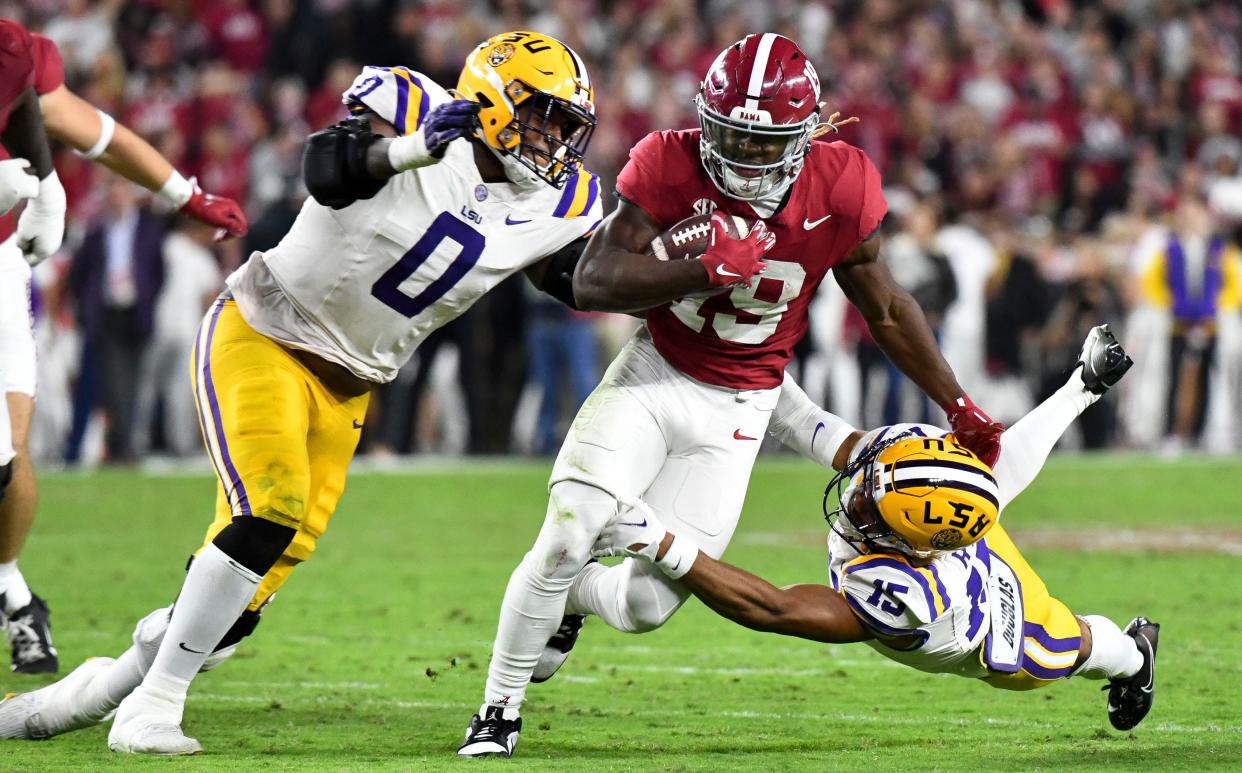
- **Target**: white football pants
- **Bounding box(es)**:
[484,328,780,707]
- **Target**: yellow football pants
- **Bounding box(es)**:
[982,525,1084,690]
[190,300,369,611]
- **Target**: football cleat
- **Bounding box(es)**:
[107,684,201,756]
[457,706,521,758]
[0,657,117,739]
[1105,617,1159,731]
[531,614,587,684]
[5,594,59,674]
[1076,324,1133,395]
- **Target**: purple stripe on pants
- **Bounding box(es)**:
[1020,657,1075,681]
[1024,621,1082,654]
[202,301,251,515]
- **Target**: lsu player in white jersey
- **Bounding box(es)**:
[0,31,605,755]
[598,325,1162,733]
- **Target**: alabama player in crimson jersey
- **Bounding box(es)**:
[0,18,65,676]
[464,33,1005,758]
[0,21,247,676]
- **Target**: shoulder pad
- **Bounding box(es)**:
[552,168,601,219]
[342,66,445,137]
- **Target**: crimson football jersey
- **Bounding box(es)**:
[0,27,65,242]
[616,129,886,389]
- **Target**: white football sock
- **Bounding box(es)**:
[104,646,148,705]
[0,560,32,613]
[483,483,613,709]
[139,543,260,700]
[993,371,1099,509]
[1073,615,1143,680]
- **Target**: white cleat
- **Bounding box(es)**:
[0,657,117,740]
[107,686,201,756]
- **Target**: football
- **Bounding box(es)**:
[646,213,751,297]
[646,212,751,262]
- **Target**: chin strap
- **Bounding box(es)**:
[810,111,860,139]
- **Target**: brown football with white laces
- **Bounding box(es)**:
[646,213,751,298]
[646,213,751,262]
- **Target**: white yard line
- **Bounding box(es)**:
[188,693,1241,735]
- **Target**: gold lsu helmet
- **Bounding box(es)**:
[824,429,1000,557]
[456,31,595,189]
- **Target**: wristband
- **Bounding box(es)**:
[74,109,116,160]
[656,534,699,580]
[386,128,435,172]
[157,170,194,208]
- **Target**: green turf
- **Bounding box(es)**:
[2,456,1240,771]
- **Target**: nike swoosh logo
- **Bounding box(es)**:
[353,420,363,429]
[505,216,531,225]
[810,421,825,453]
[619,519,647,528]
[715,265,741,278]
[733,429,758,441]
[178,642,206,654]
[803,213,832,230]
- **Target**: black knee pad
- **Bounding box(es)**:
[211,517,297,576]
[0,461,11,502]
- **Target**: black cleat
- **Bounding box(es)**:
[458,706,521,758]
[5,594,59,674]
[1076,324,1133,395]
[531,614,587,684]
[1105,617,1159,731]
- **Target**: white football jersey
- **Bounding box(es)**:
[228,66,603,383]
[827,423,1008,678]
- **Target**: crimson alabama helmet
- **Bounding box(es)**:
[696,33,823,202]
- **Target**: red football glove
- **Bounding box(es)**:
[943,394,1005,467]
[181,182,248,241]
[699,214,774,288]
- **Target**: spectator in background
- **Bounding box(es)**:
[134,219,221,456]
[1040,237,1127,448]
[1135,194,1242,452]
[982,217,1052,424]
[65,180,164,464]
[523,291,599,456]
[876,202,957,424]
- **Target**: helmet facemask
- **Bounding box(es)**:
[696,95,817,202]
[493,83,595,189]
[823,429,932,559]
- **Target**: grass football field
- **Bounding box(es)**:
[2,455,1240,771]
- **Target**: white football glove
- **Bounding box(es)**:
[16,170,66,266]
[592,498,667,562]
[592,500,700,579]
[0,158,39,215]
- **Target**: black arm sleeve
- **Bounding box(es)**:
[0,88,53,178]
[302,119,386,209]
[541,236,587,310]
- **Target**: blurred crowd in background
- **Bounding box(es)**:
[6,0,1242,464]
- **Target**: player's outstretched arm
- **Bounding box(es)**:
[678,546,870,644]
[38,84,247,238]
[594,506,870,644]
[573,199,741,312]
[834,236,1004,464]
